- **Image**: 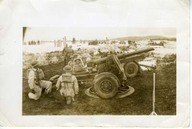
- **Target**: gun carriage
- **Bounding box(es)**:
[71,47,154,99]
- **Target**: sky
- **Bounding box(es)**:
[24,27,176,41]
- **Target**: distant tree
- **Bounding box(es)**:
[89,40,98,45]
[72,37,76,44]
[37,40,40,45]
[128,40,131,44]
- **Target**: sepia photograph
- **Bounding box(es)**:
[0,0,189,127]
[22,27,176,115]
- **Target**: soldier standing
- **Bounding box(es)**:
[62,44,68,65]
[63,45,74,65]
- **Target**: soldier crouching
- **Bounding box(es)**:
[27,62,52,100]
[56,65,79,105]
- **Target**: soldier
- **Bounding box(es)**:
[62,44,68,65]
[56,65,79,105]
[68,46,74,60]
[73,58,85,73]
[62,45,74,65]
[27,62,52,100]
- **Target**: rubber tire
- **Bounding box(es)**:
[94,72,120,99]
[124,61,139,78]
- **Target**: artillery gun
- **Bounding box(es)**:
[71,47,154,99]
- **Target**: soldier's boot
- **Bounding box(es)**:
[66,96,72,105]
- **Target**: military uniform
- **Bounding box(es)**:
[63,46,74,65]
[56,65,79,104]
[27,66,52,100]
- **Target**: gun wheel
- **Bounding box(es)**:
[124,61,139,78]
[94,72,120,99]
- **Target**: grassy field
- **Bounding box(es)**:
[22,58,176,115]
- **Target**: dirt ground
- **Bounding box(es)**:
[22,58,176,115]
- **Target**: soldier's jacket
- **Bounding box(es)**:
[56,73,79,97]
[27,68,45,89]
[63,47,74,57]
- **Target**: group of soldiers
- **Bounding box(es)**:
[63,45,88,73]
[27,62,79,105]
[27,45,80,105]
[27,44,106,104]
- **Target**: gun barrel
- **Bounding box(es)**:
[93,47,154,65]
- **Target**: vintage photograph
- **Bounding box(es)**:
[22,27,176,115]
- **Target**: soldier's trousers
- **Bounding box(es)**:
[28,80,52,100]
